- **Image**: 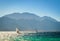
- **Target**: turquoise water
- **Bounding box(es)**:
[0,32,60,41]
[0,33,60,41]
[10,36,60,41]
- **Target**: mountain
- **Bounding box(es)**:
[0,12,60,31]
[0,17,17,31]
[5,12,40,20]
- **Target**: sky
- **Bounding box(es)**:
[0,0,60,21]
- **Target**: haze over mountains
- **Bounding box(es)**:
[0,12,60,31]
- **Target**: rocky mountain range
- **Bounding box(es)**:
[0,12,60,31]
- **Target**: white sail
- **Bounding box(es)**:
[16,28,21,34]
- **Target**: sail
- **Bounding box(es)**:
[16,28,20,34]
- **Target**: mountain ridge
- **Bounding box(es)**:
[0,12,60,31]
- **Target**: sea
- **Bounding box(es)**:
[0,31,60,41]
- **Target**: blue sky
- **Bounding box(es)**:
[0,0,60,21]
